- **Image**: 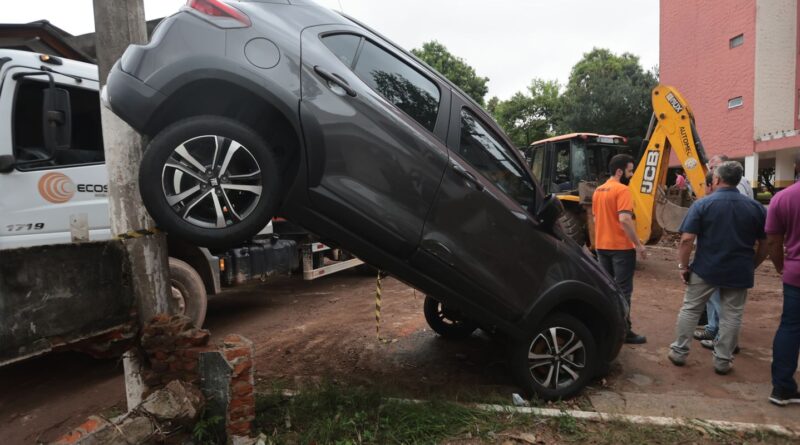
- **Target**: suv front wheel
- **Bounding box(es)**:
[511,313,597,401]
[139,116,282,248]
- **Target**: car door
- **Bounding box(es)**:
[412,95,561,321]
[0,67,109,250]
[299,25,450,259]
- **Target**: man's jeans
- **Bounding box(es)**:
[705,290,721,336]
[597,249,636,330]
[772,283,800,393]
[670,273,747,368]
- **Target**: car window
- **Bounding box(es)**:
[458,109,535,210]
[13,79,104,170]
[352,40,440,132]
[321,33,361,68]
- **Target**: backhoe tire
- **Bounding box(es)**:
[169,257,208,328]
[558,209,587,247]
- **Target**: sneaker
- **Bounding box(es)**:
[693,329,716,341]
[667,349,685,366]
[699,339,740,354]
[625,331,647,344]
[769,389,800,406]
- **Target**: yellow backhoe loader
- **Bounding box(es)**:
[527,85,709,246]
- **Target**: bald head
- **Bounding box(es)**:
[709,154,730,171]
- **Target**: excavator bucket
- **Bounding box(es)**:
[655,186,690,233]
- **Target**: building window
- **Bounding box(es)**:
[728,96,744,109]
[730,34,744,48]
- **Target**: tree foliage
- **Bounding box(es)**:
[492,79,560,147]
[411,41,489,106]
[557,48,658,139]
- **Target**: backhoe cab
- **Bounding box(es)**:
[527,133,630,246]
[528,85,710,247]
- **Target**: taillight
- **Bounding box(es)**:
[186,0,251,27]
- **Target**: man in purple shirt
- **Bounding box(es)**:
[766,178,800,406]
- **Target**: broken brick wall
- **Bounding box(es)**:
[140,315,256,440]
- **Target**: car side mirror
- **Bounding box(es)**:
[42,86,72,156]
[536,193,564,231]
[0,155,15,173]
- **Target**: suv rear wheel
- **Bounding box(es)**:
[423,296,478,339]
[511,313,597,401]
[139,116,282,248]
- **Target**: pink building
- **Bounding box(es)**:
[661,0,799,189]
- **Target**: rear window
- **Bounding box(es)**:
[322,34,441,132]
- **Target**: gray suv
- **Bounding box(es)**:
[104,0,627,400]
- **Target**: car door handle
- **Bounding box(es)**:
[314,66,357,97]
[451,163,485,191]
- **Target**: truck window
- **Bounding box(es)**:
[13,79,104,170]
[553,141,571,191]
[531,145,544,183]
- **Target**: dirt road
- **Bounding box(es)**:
[1,246,797,443]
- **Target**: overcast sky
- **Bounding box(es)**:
[5,0,659,100]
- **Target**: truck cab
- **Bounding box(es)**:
[0,50,109,248]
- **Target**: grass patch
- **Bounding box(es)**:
[254,383,523,444]
[252,382,796,445]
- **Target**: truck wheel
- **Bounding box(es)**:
[558,209,587,246]
[169,257,208,328]
[510,313,597,401]
[140,116,282,249]
[423,296,477,339]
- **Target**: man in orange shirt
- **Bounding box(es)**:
[593,154,648,344]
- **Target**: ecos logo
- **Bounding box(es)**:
[38,172,76,203]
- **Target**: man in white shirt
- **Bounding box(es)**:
[708,154,753,198]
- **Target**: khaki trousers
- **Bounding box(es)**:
[669,273,748,369]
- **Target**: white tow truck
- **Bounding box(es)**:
[0,49,364,328]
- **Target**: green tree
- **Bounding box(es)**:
[492,79,560,148]
[411,41,489,106]
[557,48,657,139]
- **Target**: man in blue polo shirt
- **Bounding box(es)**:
[667,161,768,374]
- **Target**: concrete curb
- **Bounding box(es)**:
[474,403,799,438]
[269,390,798,438]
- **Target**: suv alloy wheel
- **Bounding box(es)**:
[139,116,282,248]
[511,313,597,401]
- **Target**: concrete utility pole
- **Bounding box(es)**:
[92,0,176,408]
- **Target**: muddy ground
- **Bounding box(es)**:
[1,245,797,443]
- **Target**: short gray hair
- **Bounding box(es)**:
[714,161,743,186]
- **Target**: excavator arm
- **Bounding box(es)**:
[628,85,709,244]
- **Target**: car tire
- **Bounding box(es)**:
[558,209,587,246]
[423,296,478,339]
[511,313,597,401]
[139,115,282,248]
[169,257,208,328]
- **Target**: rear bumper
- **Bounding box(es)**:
[104,60,167,133]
